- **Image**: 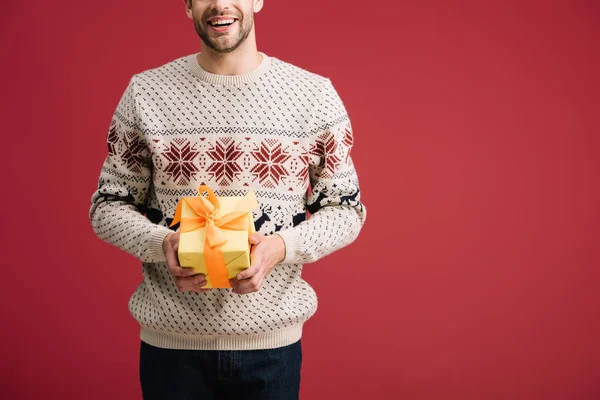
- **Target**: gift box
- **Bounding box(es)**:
[170,185,258,288]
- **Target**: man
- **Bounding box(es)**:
[89,0,366,398]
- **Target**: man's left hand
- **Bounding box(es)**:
[230,233,286,294]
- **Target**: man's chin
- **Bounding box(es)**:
[203,38,243,53]
[214,47,237,54]
[207,44,237,53]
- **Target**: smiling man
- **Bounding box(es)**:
[89,0,366,399]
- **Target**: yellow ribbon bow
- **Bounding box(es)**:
[170,185,256,288]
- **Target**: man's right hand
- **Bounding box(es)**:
[163,232,211,292]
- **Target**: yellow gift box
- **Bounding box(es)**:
[170,185,258,288]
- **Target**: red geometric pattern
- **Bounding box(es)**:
[107,120,119,156]
[342,127,353,148]
[122,133,146,174]
[145,130,352,188]
[342,127,354,166]
[250,139,291,188]
[161,138,200,184]
[206,138,243,185]
[295,155,309,184]
[310,132,342,179]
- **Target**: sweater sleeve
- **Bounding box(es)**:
[89,76,173,263]
[276,78,366,264]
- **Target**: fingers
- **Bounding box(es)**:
[230,274,263,295]
[236,261,261,280]
[176,274,209,292]
[165,246,192,277]
[249,232,264,245]
[239,237,263,280]
[231,234,270,293]
[169,262,196,278]
[164,232,209,292]
[168,232,270,294]
[164,236,196,278]
[232,256,263,294]
[164,232,180,253]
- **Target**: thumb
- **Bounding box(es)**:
[249,232,264,245]
[171,232,180,252]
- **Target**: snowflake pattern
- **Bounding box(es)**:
[311,132,342,179]
[161,138,200,185]
[206,138,243,186]
[122,133,146,173]
[250,139,291,188]
[152,134,350,189]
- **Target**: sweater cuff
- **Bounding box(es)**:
[149,226,174,263]
[274,229,303,265]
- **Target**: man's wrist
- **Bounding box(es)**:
[273,233,286,264]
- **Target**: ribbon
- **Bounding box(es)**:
[170,185,256,288]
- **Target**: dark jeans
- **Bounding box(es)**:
[139,340,302,400]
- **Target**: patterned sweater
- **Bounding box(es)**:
[89,52,366,350]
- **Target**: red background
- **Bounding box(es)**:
[2,0,599,399]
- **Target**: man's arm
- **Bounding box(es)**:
[276,78,367,264]
[89,76,173,263]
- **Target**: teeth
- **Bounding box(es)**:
[211,19,235,26]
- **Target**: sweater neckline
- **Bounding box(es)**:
[186,52,271,86]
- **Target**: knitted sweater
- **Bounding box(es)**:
[89,52,366,350]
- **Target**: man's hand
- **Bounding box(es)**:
[230,233,286,295]
[163,232,211,292]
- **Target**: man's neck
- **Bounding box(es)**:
[196,45,262,76]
